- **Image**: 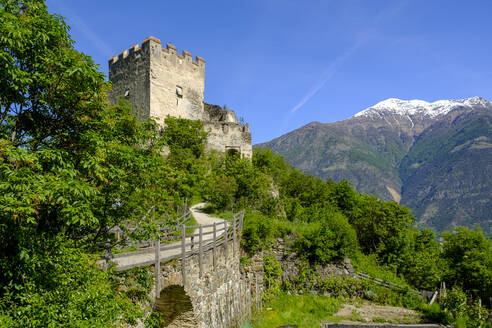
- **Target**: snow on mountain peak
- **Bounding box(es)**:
[354,97,490,118]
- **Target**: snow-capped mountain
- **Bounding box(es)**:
[355,97,490,119]
[257,97,492,235]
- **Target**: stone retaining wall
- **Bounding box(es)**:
[151,239,253,328]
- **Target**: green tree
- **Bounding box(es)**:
[162,116,207,159]
[349,194,415,270]
[209,175,237,210]
[441,226,492,303]
[295,210,358,265]
[0,0,105,148]
[403,229,443,290]
[0,1,179,325]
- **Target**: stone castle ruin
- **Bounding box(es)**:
[108,36,252,158]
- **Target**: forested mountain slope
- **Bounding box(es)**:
[257,97,492,234]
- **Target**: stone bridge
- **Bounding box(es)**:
[107,204,257,328]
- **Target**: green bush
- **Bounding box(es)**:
[441,287,490,327]
[263,255,282,298]
[0,239,147,327]
[241,211,277,254]
[209,175,237,210]
[318,276,369,298]
[294,211,358,265]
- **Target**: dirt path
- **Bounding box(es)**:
[190,202,225,226]
[112,203,226,269]
[333,302,422,324]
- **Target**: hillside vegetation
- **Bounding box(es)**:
[258,102,492,236]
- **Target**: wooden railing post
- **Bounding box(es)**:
[199,224,203,278]
[255,273,259,310]
[248,278,252,317]
[233,214,237,255]
[213,222,217,269]
[155,238,161,300]
[224,221,228,263]
[240,210,244,231]
[181,224,186,286]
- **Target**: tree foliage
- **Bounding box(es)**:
[0,1,186,325]
[441,226,492,303]
[216,146,492,312]
[295,210,358,265]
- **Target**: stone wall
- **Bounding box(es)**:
[204,121,252,158]
[108,40,151,121]
[240,250,265,308]
[148,38,205,124]
[269,237,355,286]
[150,239,253,328]
[204,103,253,158]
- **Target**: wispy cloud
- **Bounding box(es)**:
[289,1,407,114]
[49,0,113,58]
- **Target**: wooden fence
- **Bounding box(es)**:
[107,209,245,297]
[356,272,440,303]
[108,210,193,247]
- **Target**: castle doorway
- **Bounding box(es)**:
[226,146,240,158]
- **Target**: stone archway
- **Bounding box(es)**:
[226,146,240,158]
[155,285,198,327]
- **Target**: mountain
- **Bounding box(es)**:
[257,97,492,235]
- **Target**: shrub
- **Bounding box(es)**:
[241,211,277,254]
[209,175,237,210]
[263,255,282,299]
[318,276,369,298]
[441,287,490,327]
[294,211,358,265]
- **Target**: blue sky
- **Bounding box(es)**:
[46,0,492,144]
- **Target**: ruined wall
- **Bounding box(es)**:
[150,240,252,328]
[204,122,252,158]
[204,104,253,158]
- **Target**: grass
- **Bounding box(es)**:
[185,213,198,234]
[201,203,234,221]
[248,293,342,328]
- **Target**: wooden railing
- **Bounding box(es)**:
[108,210,193,247]
[356,271,440,303]
[108,210,245,273]
[105,209,245,299]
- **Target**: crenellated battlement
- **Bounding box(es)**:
[108,36,205,68]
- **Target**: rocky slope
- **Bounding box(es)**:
[257,97,492,235]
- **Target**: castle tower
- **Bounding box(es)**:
[108,36,252,158]
[108,36,205,124]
